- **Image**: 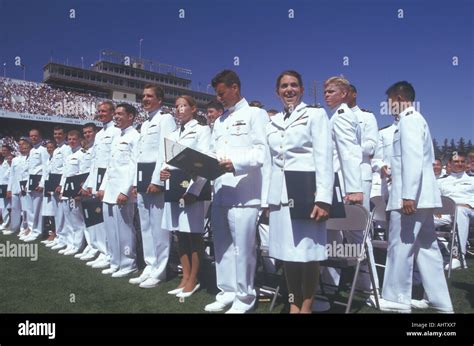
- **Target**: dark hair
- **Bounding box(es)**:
[98,101,115,112]
[211,70,241,89]
[2,144,14,152]
[434,157,442,164]
[349,84,357,93]
[206,99,224,111]
[385,81,416,102]
[116,103,138,119]
[83,122,98,132]
[276,70,303,91]
[29,128,42,137]
[53,126,66,133]
[249,100,264,108]
[267,109,279,115]
[67,130,81,139]
[449,151,466,161]
[144,84,164,100]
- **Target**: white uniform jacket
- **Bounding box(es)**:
[7,156,26,194]
[28,143,49,188]
[387,107,441,211]
[210,98,269,207]
[438,172,474,206]
[329,103,363,194]
[157,119,211,195]
[352,106,378,182]
[262,102,333,206]
[85,121,121,192]
[137,109,177,186]
[59,146,89,193]
[100,126,140,204]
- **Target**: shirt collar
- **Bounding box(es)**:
[103,120,114,129]
[399,106,415,118]
[351,105,360,112]
[121,126,134,136]
[226,98,247,115]
[147,108,160,120]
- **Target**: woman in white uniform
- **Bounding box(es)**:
[41,140,57,241]
[160,95,211,298]
[17,139,33,238]
[263,71,334,313]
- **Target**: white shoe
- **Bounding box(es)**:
[411,299,429,309]
[58,246,72,254]
[46,240,59,248]
[176,284,201,298]
[167,287,184,295]
[129,272,150,285]
[204,301,230,312]
[80,251,98,261]
[367,295,411,313]
[225,307,247,314]
[74,252,85,258]
[64,248,79,256]
[102,267,118,275]
[51,243,67,250]
[3,230,14,235]
[139,278,160,288]
[92,260,110,269]
[445,258,462,270]
[111,268,138,278]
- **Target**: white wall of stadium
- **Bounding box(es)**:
[0,110,101,126]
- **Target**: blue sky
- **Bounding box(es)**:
[0,0,472,141]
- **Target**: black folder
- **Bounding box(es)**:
[136,162,156,193]
[0,184,7,198]
[44,173,62,193]
[165,138,226,181]
[164,169,211,203]
[63,173,89,198]
[284,171,346,219]
[95,168,106,192]
[19,180,27,196]
[28,174,42,192]
[81,197,104,227]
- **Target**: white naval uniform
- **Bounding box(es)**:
[352,106,378,210]
[438,172,474,257]
[1,161,11,228]
[27,143,49,237]
[48,142,71,246]
[325,103,379,292]
[262,102,333,262]
[60,146,89,251]
[160,119,211,233]
[41,155,55,217]
[100,126,140,272]
[135,108,176,281]
[20,154,33,231]
[209,98,269,312]
[7,155,26,232]
[382,106,452,310]
[85,121,121,258]
[372,122,398,201]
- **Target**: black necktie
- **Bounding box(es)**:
[284,111,291,121]
[180,124,185,133]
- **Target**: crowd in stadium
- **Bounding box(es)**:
[0,70,473,314]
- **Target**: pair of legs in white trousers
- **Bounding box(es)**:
[382,209,453,310]
[27,191,43,237]
[103,202,137,272]
[63,199,86,250]
[211,205,258,312]
[136,193,170,281]
[456,206,474,257]
[8,194,21,232]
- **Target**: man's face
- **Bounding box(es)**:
[206,107,223,124]
[114,107,134,129]
[19,141,31,155]
[215,83,239,108]
[451,156,466,173]
[96,104,114,124]
[82,126,96,144]
[469,156,474,171]
[277,75,304,110]
[433,160,442,176]
[68,135,80,149]
[53,129,65,144]
[142,88,161,112]
[29,130,41,145]
[46,143,56,156]
[324,83,347,109]
[1,147,10,158]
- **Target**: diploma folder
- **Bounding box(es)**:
[95,168,106,192]
[164,138,226,181]
[0,184,7,198]
[44,173,62,193]
[164,169,211,202]
[81,197,104,227]
[284,171,346,219]
[136,162,156,193]
[63,173,89,198]
[28,174,42,192]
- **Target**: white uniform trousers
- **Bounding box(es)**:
[137,193,170,281]
[20,193,32,230]
[456,206,474,256]
[211,205,258,312]
[54,199,67,245]
[1,198,10,228]
[90,223,108,257]
[382,209,453,309]
[103,202,137,271]
[9,194,21,232]
[28,191,43,236]
[63,199,86,250]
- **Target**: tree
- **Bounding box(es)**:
[432,138,442,159]
[449,139,457,153]
[441,138,449,159]
[467,139,473,153]
[457,137,466,153]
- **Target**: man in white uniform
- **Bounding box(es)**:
[129,84,176,288]
[204,70,269,313]
[370,81,453,313]
[97,104,140,278]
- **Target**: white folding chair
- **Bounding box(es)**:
[434,196,464,278]
[321,204,380,313]
[370,196,389,270]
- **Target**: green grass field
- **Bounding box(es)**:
[0,232,472,314]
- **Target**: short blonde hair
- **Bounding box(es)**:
[324,76,351,92]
